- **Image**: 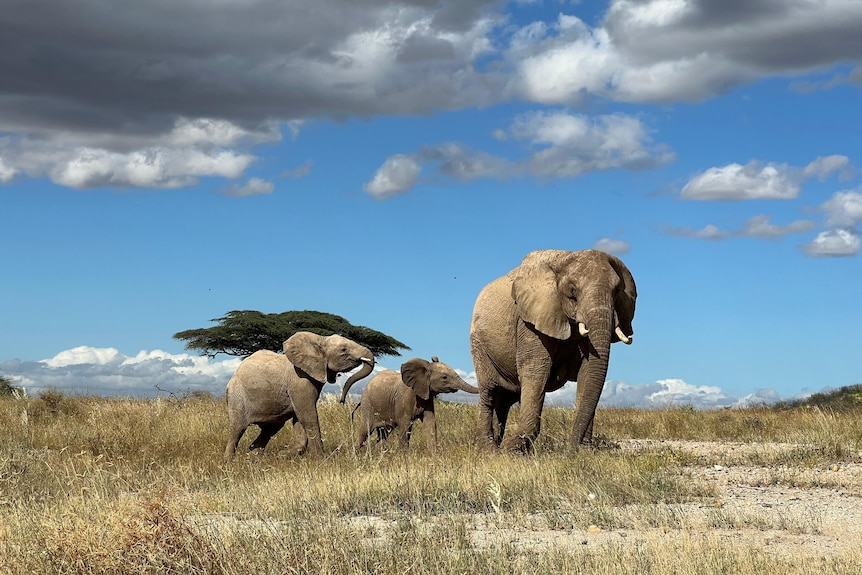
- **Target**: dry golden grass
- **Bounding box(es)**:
[1,391,861,574]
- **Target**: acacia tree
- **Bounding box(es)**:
[173,310,410,358]
[0,375,23,397]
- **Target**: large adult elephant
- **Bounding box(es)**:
[470,249,637,453]
[224,331,375,461]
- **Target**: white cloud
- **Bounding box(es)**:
[363,154,422,198]
[0,347,798,409]
[738,215,815,239]
[803,155,852,181]
[666,216,814,241]
[821,190,862,228]
[544,378,780,409]
[1,346,243,397]
[801,229,861,257]
[225,177,275,197]
[167,118,279,147]
[44,346,124,368]
[593,238,631,255]
[363,112,673,198]
[0,157,16,182]
[681,161,802,201]
[510,1,862,105]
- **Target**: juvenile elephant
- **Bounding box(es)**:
[224,331,374,461]
[353,357,478,452]
[470,249,637,453]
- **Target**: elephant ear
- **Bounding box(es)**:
[512,259,571,340]
[400,358,431,401]
[283,332,327,383]
[607,254,637,336]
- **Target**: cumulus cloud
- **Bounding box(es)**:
[803,155,853,181]
[593,238,631,255]
[3,2,862,191]
[509,2,862,105]
[364,154,422,198]
[543,378,780,409]
[0,117,271,189]
[363,111,672,197]
[0,156,16,182]
[801,229,861,257]
[225,177,275,197]
[1,346,242,397]
[681,161,802,201]
[666,215,815,241]
[796,189,862,257]
[681,156,854,201]
[820,190,862,228]
[0,346,790,410]
[0,345,385,398]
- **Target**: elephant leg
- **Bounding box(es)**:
[422,411,438,452]
[249,421,287,452]
[353,412,373,452]
[290,386,325,455]
[492,390,517,447]
[292,419,309,456]
[503,343,551,454]
[398,420,413,449]
[224,423,247,462]
[574,381,596,446]
[473,342,502,450]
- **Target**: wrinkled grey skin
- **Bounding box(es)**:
[224,331,375,461]
[353,357,478,452]
[470,249,637,453]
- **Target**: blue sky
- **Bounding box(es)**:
[1,0,860,408]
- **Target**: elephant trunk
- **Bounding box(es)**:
[572,299,613,446]
[339,356,375,403]
[456,377,479,394]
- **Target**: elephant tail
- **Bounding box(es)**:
[350,401,362,422]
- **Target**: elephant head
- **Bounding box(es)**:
[511,249,637,444]
[284,332,375,388]
[400,356,479,400]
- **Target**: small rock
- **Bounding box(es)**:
[587,525,602,533]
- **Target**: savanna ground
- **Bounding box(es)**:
[1,389,861,574]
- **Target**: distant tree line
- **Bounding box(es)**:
[173,310,410,359]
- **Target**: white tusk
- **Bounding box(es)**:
[360,357,373,363]
[615,327,632,344]
[578,323,589,337]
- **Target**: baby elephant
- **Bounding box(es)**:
[353,357,478,452]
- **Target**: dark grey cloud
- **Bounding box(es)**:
[0,0,501,140]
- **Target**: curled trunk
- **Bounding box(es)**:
[339,358,375,403]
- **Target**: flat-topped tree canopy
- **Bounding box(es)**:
[173,310,410,359]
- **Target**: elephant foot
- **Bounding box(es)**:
[476,437,499,452]
[500,435,533,455]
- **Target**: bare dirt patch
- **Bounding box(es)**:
[345,440,862,560]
